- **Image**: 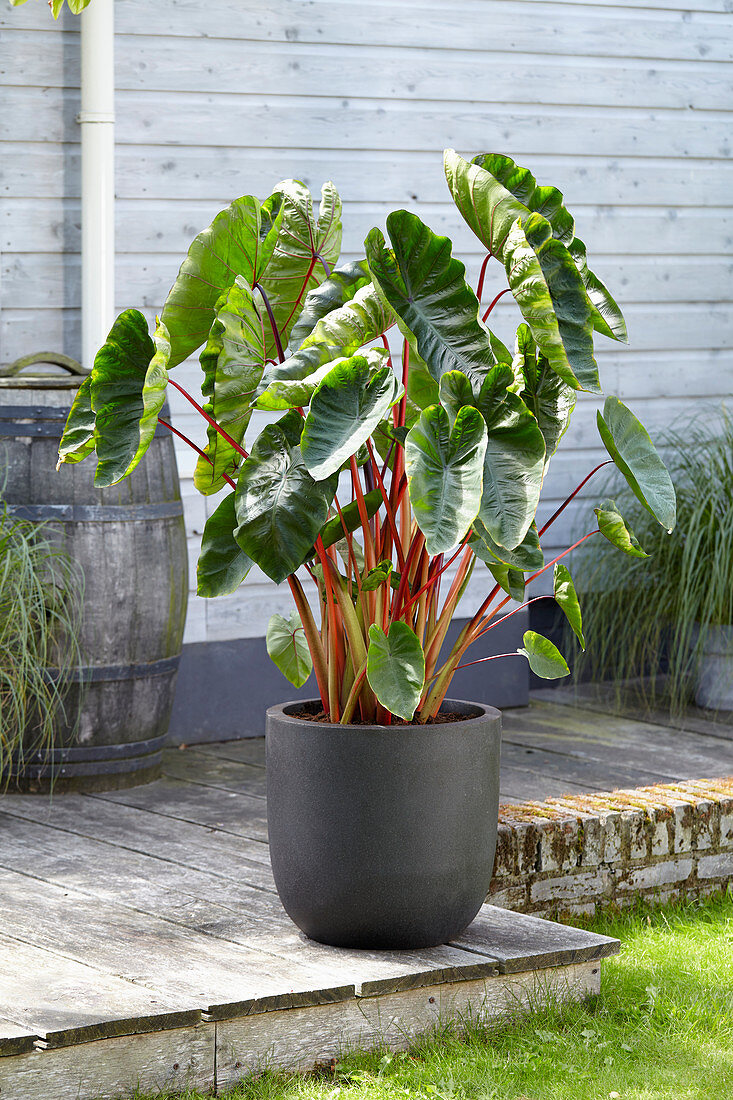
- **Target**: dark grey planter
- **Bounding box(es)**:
[266,698,502,949]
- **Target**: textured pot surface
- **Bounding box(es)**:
[266,699,502,949]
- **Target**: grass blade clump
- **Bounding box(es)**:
[0,497,85,786]
[573,409,733,714]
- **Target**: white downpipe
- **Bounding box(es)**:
[79,0,115,370]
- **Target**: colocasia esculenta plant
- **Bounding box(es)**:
[58,151,676,724]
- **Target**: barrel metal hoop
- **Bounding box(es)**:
[6,502,183,523]
[44,655,181,684]
[20,734,168,765]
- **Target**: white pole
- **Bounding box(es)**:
[79,0,115,370]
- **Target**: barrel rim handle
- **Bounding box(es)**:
[0,353,89,378]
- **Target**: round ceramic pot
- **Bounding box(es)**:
[266,698,502,949]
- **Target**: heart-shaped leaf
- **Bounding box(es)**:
[257,180,342,360]
[266,610,313,688]
[161,195,281,367]
[194,278,266,494]
[256,283,392,410]
[362,560,393,592]
[595,500,649,558]
[301,354,401,480]
[439,367,545,551]
[597,396,676,532]
[513,324,575,466]
[485,559,526,603]
[287,260,372,352]
[122,317,171,480]
[405,404,488,555]
[554,563,585,649]
[89,309,156,488]
[503,214,600,393]
[197,491,253,597]
[366,622,425,721]
[446,149,627,343]
[365,210,497,391]
[234,412,337,583]
[518,630,570,679]
[470,519,544,572]
[57,375,95,467]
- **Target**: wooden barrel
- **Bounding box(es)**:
[0,362,188,791]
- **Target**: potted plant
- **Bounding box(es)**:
[58,150,675,948]
[574,411,733,715]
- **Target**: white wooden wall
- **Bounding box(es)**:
[2,0,732,641]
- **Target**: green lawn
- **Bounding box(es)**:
[136,893,733,1100]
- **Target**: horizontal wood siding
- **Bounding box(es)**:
[1,0,731,637]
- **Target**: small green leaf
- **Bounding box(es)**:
[405,404,488,555]
[366,622,425,721]
[287,260,372,352]
[57,375,95,467]
[301,354,401,480]
[513,324,576,465]
[470,518,544,572]
[518,630,570,679]
[597,396,676,532]
[554,563,585,649]
[485,559,526,603]
[595,500,649,558]
[197,491,253,598]
[362,560,393,592]
[266,611,313,688]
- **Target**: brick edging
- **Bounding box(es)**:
[490,777,733,916]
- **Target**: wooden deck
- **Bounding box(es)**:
[1,694,730,1099]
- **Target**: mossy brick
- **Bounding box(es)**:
[492,825,517,879]
[693,800,719,851]
[514,821,543,876]
[649,805,674,857]
[622,809,649,860]
[487,882,529,910]
[673,802,697,853]
[600,811,624,863]
[717,800,733,846]
[616,858,694,894]
[530,868,610,905]
[579,814,603,868]
[538,818,582,874]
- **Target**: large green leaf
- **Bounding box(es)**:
[554,563,585,649]
[255,282,392,410]
[595,499,649,558]
[597,396,676,532]
[503,214,600,393]
[446,149,627,343]
[89,309,155,488]
[301,354,401,480]
[365,210,497,392]
[405,404,487,555]
[518,630,570,679]
[57,375,95,467]
[257,180,342,361]
[122,317,171,480]
[160,196,281,368]
[513,323,575,466]
[267,611,313,688]
[287,260,372,352]
[470,519,544,571]
[197,491,253,597]
[366,622,425,721]
[194,278,266,494]
[234,412,338,584]
[439,367,545,551]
